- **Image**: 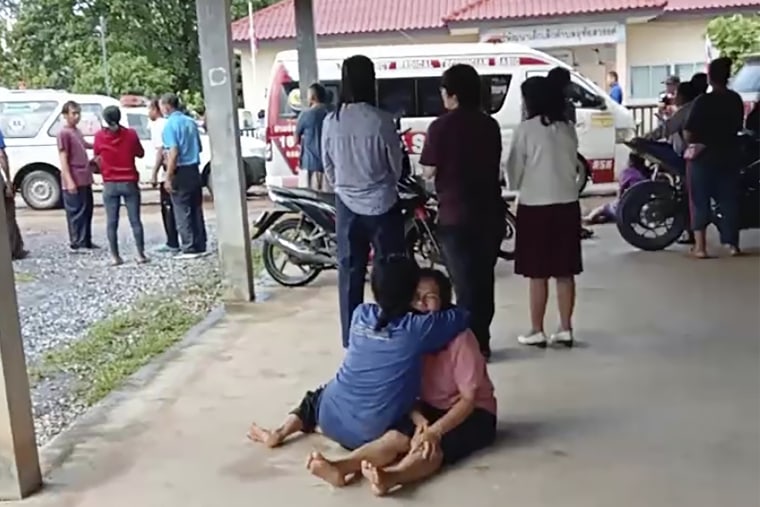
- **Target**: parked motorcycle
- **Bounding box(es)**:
[616,136,760,251]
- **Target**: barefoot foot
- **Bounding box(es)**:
[306,452,346,487]
[110,256,124,266]
[361,460,392,496]
[689,247,708,259]
[136,254,150,264]
[247,423,284,448]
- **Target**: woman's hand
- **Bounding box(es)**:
[412,428,441,460]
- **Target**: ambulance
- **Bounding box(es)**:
[264,42,637,188]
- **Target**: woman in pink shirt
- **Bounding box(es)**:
[361,268,497,496]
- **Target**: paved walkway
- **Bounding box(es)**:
[16,227,760,507]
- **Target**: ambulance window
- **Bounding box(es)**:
[567,82,605,109]
[416,77,445,117]
[0,100,57,139]
[48,103,104,137]
[482,75,511,114]
[277,81,339,119]
[378,79,415,117]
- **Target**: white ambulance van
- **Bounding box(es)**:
[264,42,636,188]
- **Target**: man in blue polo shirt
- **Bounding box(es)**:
[160,93,207,259]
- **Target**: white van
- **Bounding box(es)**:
[264,42,636,188]
[0,89,266,210]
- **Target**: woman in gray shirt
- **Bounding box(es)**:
[322,55,406,348]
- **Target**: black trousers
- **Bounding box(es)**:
[3,190,24,259]
[419,402,496,465]
[62,185,94,249]
[159,184,179,249]
[439,223,503,356]
[170,166,207,254]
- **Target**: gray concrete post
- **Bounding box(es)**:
[294,0,319,109]
[196,0,255,302]
[0,198,41,500]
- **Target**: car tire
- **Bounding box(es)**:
[21,169,61,210]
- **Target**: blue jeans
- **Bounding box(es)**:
[62,185,94,249]
[687,159,741,247]
[336,197,406,348]
[170,165,207,254]
[102,181,144,257]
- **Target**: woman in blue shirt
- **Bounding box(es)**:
[247,257,468,487]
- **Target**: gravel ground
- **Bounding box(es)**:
[13,216,227,444]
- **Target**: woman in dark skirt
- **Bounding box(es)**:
[506,76,582,348]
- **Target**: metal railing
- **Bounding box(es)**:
[628,103,659,136]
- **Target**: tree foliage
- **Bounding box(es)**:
[0,0,277,107]
[707,14,760,71]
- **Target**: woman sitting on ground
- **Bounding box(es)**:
[583,153,649,225]
[360,268,497,496]
[247,257,469,487]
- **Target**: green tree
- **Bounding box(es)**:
[0,0,279,95]
[707,14,760,72]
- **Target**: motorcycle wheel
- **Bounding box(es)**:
[577,154,591,195]
[498,209,517,261]
[261,218,323,287]
[616,181,687,251]
[407,221,443,268]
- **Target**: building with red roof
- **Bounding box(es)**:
[231,0,760,110]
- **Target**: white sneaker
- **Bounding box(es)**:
[550,329,574,347]
[175,252,203,260]
[517,331,548,347]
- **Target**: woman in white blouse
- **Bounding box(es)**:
[506,76,582,348]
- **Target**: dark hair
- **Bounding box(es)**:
[676,81,697,103]
[103,105,121,128]
[690,72,708,95]
[336,55,376,119]
[149,97,160,111]
[257,109,265,119]
[608,70,619,81]
[708,57,732,86]
[628,152,646,169]
[522,76,566,125]
[309,82,328,103]
[160,92,181,110]
[547,66,571,89]
[418,268,453,309]
[370,256,420,331]
[440,64,482,110]
[62,100,80,114]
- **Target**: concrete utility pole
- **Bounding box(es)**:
[196,0,255,302]
[0,199,41,500]
[294,0,319,110]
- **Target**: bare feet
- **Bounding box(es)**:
[247,423,284,448]
[689,247,708,259]
[136,254,150,264]
[306,452,346,487]
[110,256,124,266]
[361,460,392,496]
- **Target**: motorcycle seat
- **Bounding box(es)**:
[269,186,336,206]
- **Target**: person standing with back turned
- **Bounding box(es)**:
[418,64,504,359]
[296,83,330,191]
[58,101,97,252]
[160,93,207,260]
[322,55,407,348]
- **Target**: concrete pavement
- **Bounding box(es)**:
[14,226,760,507]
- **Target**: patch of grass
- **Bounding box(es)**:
[31,276,221,406]
[251,243,264,275]
[14,271,35,283]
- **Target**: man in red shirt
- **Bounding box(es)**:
[93,106,147,265]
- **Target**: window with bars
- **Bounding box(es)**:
[629,62,704,100]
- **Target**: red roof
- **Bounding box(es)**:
[665,0,760,10]
[231,0,760,42]
[231,0,472,42]
[446,0,664,22]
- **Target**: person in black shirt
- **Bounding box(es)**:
[683,57,745,258]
